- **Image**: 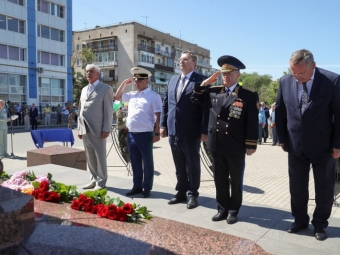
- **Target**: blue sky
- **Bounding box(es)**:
[72,0,340,79]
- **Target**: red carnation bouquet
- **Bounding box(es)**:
[70,190,151,223]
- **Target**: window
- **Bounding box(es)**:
[0,15,6,30]
[0,15,25,34]
[141,39,146,47]
[0,44,25,61]
[37,0,65,18]
[0,73,26,103]
[77,59,82,66]
[41,25,50,39]
[39,77,64,107]
[0,44,7,59]
[7,0,24,6]
[37,24,64,42]
[37,51,65,66]
[8,46,19,61]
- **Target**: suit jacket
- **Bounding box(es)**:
[275,67,340,158]
[78,81,113,137]
[30,107,38,118]
[191,84,259,154]
[160,71,208,138]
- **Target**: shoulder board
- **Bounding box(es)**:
[241,86,255,92]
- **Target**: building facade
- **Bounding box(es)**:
[73,22,213,98]
[0,0,73,111]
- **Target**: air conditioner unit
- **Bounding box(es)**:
[37,67,44,73]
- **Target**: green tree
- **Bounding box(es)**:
[71,47,95,103]
[239,72,272,102]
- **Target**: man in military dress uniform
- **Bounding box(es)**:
[191,55,259,224]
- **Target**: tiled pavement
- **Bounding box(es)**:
[2,126,340,254]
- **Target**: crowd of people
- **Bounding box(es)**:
[1,101,78,130]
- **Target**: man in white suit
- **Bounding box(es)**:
[78,64,113,190]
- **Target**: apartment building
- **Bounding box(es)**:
[0,0,73,109]
[72,22,212,98]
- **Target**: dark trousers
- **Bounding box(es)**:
[262,122,269,141]
[169,135,201,197]
[31,118,37,130]
[272,127,279,144]
[212,152,245,215]
[127,132,154,191]
[288,153,335,228]
[57,113,62,124]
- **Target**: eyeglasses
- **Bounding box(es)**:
[134,78,147,81]
[291,65,311,77]
[178,58,192,62]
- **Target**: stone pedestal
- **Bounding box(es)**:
[27,145,86,170]
[0,187,35,250]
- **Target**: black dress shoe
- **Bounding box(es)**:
[287,223,308,233]
[212,212,228,222]
[226,213,238,224]
[141,190,150,198]
[314,227,327,241]
[125,188,143,196]
[168,196,187,205]
[187,197,198,209]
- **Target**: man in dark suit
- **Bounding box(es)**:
[191,55,259,224]
[160,50,208,209]
[276,49,340,241]
[30,103,38,130]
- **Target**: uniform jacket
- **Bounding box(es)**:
[191,84,259,154]
[160,71,208,138]
[78,81,114,137]
[275,67,340,158]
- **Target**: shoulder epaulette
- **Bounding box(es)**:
[241,86,255,92]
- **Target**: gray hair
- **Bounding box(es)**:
[86,64,101,74]
[182,50,197,63]
[290,49,314,66]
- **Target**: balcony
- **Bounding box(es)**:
[102,75,118,82]
[91,45,118,52]
[154,76,169,85]
[93,61,117,68]
[155,63,174,73]
[138,44,155,54]
[196,60,212,69]
[155,49,174,58]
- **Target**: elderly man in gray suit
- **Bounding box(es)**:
[78,64,113,190]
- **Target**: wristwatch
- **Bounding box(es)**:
[154,133,160,136]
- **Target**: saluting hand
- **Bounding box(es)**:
[201,71,220,86]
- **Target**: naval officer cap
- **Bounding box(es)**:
[217,55,246,72]
[130,67,152,81]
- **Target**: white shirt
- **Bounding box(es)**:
[88,79,100,97]
[178,70,194,94]
[226,83,238,95]
[122,88,162,132]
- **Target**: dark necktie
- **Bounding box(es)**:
[300,82,308,114]
[227,88,231,95]
[176,76,186,101]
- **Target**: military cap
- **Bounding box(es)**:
[130,67,152,81]
[217,55,246,72]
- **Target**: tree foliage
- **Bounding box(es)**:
[71,47,95,103]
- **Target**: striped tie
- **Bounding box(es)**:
[176,76,186,101]
[300,82,308,114]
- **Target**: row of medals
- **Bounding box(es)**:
[229,105,242,119]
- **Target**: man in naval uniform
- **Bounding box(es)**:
[191,55,259,224]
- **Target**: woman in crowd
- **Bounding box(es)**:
[0,100,10,157]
